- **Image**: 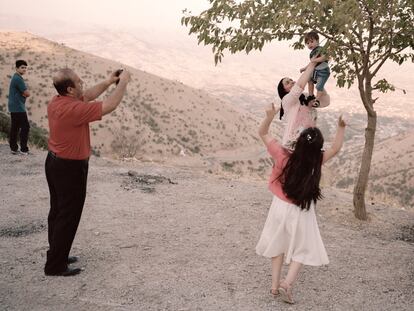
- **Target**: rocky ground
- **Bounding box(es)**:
[0,143,413,311]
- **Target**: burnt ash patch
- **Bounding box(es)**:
[121,170,177,193]
[0,221,46,237]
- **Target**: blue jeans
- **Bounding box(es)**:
[312,68,330,92]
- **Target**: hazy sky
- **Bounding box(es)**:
[0,0,209,33]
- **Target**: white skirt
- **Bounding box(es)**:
[256,195,329,266]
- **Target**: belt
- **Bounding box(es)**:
[48,151,89,162]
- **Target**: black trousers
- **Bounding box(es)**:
[9,112,30,152]
[44,152,89,274]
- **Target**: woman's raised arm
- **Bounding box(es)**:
[259,103,280,145]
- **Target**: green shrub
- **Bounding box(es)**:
[221,161,235,171]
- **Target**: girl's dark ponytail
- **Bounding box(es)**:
[277,127,324,210]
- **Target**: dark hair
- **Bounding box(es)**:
[277,78,288,100]
[53,77,75,96]
[277,127,324,210]
[16,60,27,68]
[304,31,319,43]
[277,78,310,120]
[277,78,288,120]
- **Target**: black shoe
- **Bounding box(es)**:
[45,267,82,277]
[303,95,315,106]
[67,256,79,264]
[307,95,316,101]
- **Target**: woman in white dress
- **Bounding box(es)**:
[256,102,346,304]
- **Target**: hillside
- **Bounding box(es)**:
[0,31,412,208]
[328,131,414,207]
[42,30,414,203]
[0,31,262,161]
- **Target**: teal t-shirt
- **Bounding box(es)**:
[309,46,329,71]
[8,73,27,112]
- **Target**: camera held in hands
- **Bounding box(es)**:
[115,69,123,85]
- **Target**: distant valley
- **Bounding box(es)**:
[0,30,412,208]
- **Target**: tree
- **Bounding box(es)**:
[182,0,414,220]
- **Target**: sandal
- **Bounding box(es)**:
[270,278,285,296]
[278,282,294,304]
[270,288,279,296]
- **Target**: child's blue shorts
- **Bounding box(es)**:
[312,68,330,92]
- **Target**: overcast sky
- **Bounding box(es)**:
[0,0,209,34]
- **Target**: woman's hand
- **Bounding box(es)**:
[265,102,277,119]
[259,102,280,145]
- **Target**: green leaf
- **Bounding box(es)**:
[182,0,413,91]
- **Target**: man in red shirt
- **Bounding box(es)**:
[44,68,131,276]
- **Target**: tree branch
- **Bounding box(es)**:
[316,29,364,53]
[349,46,361,74]
[371,46,407,77]
[350,27,364,51]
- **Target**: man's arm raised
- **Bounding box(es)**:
[83,70,121,102]
[102,70,131,116]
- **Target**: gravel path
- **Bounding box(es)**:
[1,144,413,311]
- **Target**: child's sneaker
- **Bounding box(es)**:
[19,150,30,155]
[312,100,321,108]
[11,150,19,155]
[303,95,315,106]
[307,95,316,102]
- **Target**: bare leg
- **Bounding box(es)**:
[308,81,314,96]
[271,254,284,293]
[279,260,303,304]
[284,261,302,285]
[316,89,324,101]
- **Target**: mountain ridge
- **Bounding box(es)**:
[0,31,262,161]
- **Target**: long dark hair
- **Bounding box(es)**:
[277,127,324,210]
[277,78,310,120]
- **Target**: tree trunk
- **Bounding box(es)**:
[353,109,377,220]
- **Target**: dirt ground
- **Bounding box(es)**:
[0,143,413,311]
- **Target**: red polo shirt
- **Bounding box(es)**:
[47,95,103,160]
